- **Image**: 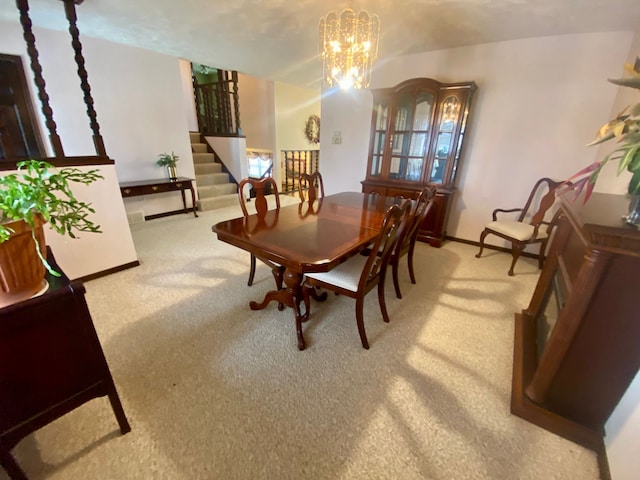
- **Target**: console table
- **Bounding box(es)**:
[0,248,130,480]
[119,177,198,218]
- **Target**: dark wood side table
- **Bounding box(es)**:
[0,248,130,480]
[119,177,198,218]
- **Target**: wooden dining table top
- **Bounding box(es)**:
[212,191,398,273]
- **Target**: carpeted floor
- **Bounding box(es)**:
[5,197,600,479]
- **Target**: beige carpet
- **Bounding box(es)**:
[5,197,600,480]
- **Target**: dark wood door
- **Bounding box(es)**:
[0,54,43,160]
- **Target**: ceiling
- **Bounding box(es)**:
[1,0,639,89]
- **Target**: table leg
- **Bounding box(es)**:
[188,183,199,217]
[249,269,308,350]
[180,188,187,214]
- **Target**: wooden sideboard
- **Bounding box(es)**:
[0,249,130,480]
[119,177,198,218]
[512,192,640,450]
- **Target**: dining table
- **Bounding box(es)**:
[212,191,401,350]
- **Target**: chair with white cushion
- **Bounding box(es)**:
[302,202,410,349]
[475,177,562,276]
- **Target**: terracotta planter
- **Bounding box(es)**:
[0,215,47,308]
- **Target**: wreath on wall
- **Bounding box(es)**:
[304,114,320,145]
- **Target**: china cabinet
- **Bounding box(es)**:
[512,192,640,451]
[361,78,477,246]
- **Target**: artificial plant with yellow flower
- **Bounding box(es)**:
[565,57,640,201]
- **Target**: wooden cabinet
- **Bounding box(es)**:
[361,78,477,246]
[511,192,640,451]
[0,249,130,480]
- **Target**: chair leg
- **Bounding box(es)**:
[248,254,257,286]
[407,243,417,284]
[538,240,548,270]
[508,244,524,276]
[355,297,369,349]
[476,229,489,258]
[392,257,402,299]
[272,267,284,290]
[302,283,311,321]
[378,277,390,323]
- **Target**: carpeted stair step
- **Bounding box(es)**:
[197,183,237,199]
[193,152,216,164]
[189,132,201,144]
[196,172,231,186]
[194,162,222,175]
[192,143,208,153]
[197,192,239,211]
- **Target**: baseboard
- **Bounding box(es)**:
[74,260,140,283]
[145,209,192,221]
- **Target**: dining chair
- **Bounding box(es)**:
[237,177,285,291]
[298,172,325,204]
[389,185,437,299]
[475,177,563,276]
[302,202,411,349]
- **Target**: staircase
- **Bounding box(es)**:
[189,132,238,211]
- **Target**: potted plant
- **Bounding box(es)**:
[563,57,640,223]
[156,152,179,180]
[0,160,103,306]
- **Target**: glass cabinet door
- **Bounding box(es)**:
[429,95,460,184]
[370,98,390,178]
[389,91,434,182]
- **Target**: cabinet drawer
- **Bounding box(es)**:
[121,182,185,197]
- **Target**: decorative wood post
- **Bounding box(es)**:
[15,0,65,158]
[61,0,107,157]
[232,70,241,135]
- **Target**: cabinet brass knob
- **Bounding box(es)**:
[176,183,182,188]
[123,189,131,194]
[152,186,159,191]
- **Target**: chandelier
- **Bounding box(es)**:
[319,7,380,90]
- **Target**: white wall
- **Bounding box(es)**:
[0,20,138,278]
[179,58,198,132]
[44,165,138,280]
[238,73,276,152]
[274,82,321,186]
[204,136,247,184]
[0,19,201,276]
[319,32,635,243]
[76,33,196,217]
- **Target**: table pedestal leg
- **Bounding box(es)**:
[249,269,307,350]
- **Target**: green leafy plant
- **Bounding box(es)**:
[156,152,179,167]
[563,57,640,201]
[0,160,103,276]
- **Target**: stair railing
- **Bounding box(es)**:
[193,70,241,137]
[281,150,320,194]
